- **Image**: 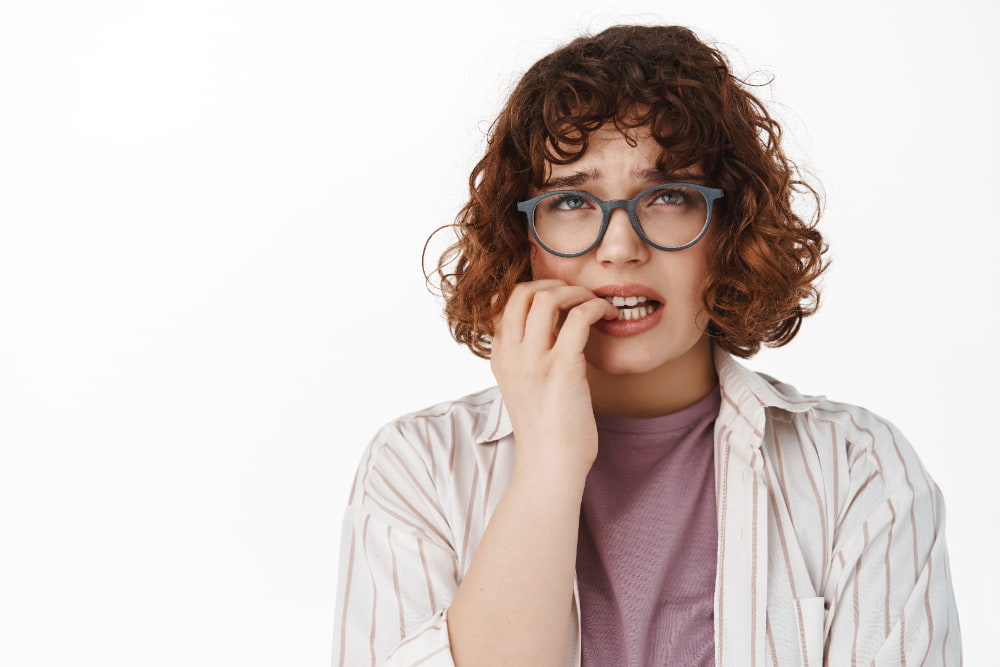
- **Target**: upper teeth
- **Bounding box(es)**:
[605,295,648,307]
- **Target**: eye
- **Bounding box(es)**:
[650,188,689,206]
[549,194,591,211]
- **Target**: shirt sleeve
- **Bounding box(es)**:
[824,422,962,666]
[332,427,461,667]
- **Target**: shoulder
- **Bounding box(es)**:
[783,392,931,497]
[750,370,940,512]
[715,349,935,498]
[754,374,948,570]
[347,386,506,505]
[369,386,503,454]
[346,387,514,560]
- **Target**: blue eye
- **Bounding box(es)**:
[551,194,589,211]
[651,188,688,205]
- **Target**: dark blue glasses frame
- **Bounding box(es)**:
[516,182,725,257]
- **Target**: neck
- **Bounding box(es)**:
[587,337,718,418]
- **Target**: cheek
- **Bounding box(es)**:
[528,245,569,281]
[665,247,711,314]
[684,248,712,328]
[683,237,711,286]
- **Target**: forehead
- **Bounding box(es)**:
[541,124,704,184]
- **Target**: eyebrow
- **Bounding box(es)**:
[538,167,705,191]
[539,168,599,190]
[636,168,705,184]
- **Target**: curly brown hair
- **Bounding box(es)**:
[429,24,827,359]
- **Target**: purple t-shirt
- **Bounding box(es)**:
[577,386,720,667]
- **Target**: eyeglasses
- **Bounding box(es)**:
[516,182,724,257]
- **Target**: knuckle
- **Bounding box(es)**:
[532,291,556,308]
[510,282,533,297]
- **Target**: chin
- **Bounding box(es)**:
[584,353,655,376]
[584,332,710,377]
[584,342,684,377]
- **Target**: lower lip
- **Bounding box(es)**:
[593,304,664,337]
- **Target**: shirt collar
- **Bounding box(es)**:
[713,345,824,448]
[475,386,512,444]
[473,344,824,445]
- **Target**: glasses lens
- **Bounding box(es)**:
[531,192,604,255]
[635,185,710,248]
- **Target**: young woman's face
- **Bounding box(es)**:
[527,125,714,377]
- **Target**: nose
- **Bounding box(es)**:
[595,206,650,266]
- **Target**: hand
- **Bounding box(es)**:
[490,279,619,479]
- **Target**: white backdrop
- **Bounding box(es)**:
[1,1,997,665]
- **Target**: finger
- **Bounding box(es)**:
[522,285,609,350]
[497,279,567,345]
[552,297,618,355]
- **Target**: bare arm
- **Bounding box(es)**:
[447,280,617,666]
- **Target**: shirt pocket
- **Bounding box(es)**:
[794,596,826,667]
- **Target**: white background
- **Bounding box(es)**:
[1,0,997,665]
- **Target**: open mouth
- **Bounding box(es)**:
[601,295,662,321]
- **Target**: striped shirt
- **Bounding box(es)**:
[332,347,962,666]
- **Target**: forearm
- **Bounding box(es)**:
[447,458,588,667]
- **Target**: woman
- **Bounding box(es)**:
[333,25,961,666]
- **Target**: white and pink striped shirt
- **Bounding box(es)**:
[333,347,962,666]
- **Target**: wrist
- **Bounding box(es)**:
[512,450,593,492]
